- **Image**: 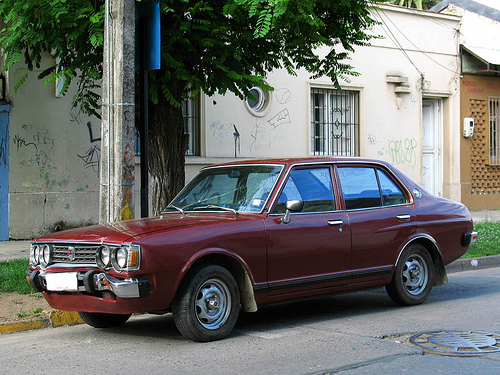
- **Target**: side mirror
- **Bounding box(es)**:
[281,199,304,224]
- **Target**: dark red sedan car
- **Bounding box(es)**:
[28,157,477,341]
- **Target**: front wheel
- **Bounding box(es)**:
[78,312,132,328]
[386,244,435,306]
[172,265,240,342]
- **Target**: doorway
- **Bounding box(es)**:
[421,99,443,197]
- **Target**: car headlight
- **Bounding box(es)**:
[96,245,112,269]
[40,244,52,268]
[111,245,141,272]
[30,244,39,267]
[34,245,41,265]
[116,247,128,269]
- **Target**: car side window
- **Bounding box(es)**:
[338,166,406,210]
[377,169,406,206]
[274,167,335,213]
[338,167,381,210]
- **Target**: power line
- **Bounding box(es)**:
[378,8,460,75]
[372,8,425,77]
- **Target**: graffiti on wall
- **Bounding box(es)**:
[250,89,292,152]
[210,121,242,157]
[209,88,293,156]
[268,109,291,129]
[250,108,291,152]
[13,110,101,189]
[367,133,377,145]
[387,138,418,168]
[13,132,56,168]
[71,111,101,175]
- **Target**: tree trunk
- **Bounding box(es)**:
[148,78,187,215]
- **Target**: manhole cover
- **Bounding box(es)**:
[410,330,500,356]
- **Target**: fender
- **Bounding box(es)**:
[393,233,447,286]
[171,247,259,311]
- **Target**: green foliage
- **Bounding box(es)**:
[154,0,378,108]
[462,221,500,259]
[0,0,378,117]
[0,258,33,294]
[0,0,104,118]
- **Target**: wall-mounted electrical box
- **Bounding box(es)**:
[463,117,474,138]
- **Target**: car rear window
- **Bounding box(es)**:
[337,166,405,210]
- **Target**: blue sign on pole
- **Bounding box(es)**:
[136,0,161,71]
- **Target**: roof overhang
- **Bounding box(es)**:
[461,44,500,76]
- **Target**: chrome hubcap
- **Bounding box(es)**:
[195,278,231,330]
[402,254,428,296]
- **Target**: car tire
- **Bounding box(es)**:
[172,265,240,342]
[386,244,435,306]
[78,312,132,328]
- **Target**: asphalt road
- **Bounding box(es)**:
[1,267,499,375]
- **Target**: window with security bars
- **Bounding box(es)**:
[310,88,359,156]
[490,97,500,165]
[183,94,200,156]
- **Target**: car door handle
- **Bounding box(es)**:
[397,214,411,222]
[327,220,344,227]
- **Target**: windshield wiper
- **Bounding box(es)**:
[192,205,238,215]
[162,205,185,214]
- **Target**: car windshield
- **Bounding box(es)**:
[167,165,283,213]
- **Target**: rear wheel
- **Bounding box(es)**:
[386,244,434,306]
[78,312,132,328]
[172,265,240,342]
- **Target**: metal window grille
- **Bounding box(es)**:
[310,88,359,156]
[490,97,500,165]
[183,94,200,156]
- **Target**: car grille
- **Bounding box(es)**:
[51,244,99,265]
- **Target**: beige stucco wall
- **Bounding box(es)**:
[7,55,101,239]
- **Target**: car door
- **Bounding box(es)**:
[265,165,351,296]
[336,165,416,284]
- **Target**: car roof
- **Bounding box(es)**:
[203,156,394,169]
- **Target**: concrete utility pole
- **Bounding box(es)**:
[100,0,136,223]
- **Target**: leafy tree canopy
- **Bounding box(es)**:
[1,0,378,115]
[1,0,380,212]
[0,0,104,117]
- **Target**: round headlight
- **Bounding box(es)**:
[96,245,111,269]
[30,245,38,266]
[116,247,128,269]
[33,245,41,265]
[41,244,52,267]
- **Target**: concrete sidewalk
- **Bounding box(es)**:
[0,240,31,262]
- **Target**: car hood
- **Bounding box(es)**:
[33,214,252,245]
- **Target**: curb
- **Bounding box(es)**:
[0,310,83,335]
[445,254,500,273]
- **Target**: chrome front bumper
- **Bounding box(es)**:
[28,270,150,298]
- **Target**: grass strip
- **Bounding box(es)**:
[0,258,33,294]
[462,220,500,258]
